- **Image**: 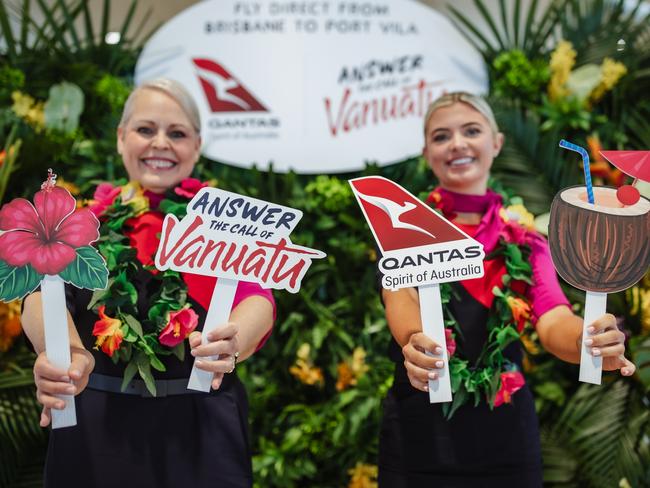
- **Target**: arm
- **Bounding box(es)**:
[21,292,95,426]
[536,304,635,376]
[189,294,274,390]
[382,287,445,392]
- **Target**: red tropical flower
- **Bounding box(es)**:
[88,182,121,217]
[158,307,199,347]
[445,328,456,357]
[92,306,124,357]
[174,178,208,199]
[494,371,525,407]
[0,186,99,275]
[506,296,531,332]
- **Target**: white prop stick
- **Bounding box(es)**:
[187,278,239,392]
[579,291,607,385]
[40,275,76,428]
[418,284,452,403]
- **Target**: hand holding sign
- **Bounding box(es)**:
[549,142,650,384]
[155,187,325,391]
[349,176,485,403]
[0,170,108,428]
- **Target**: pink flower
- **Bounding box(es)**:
[174,178,208,199]
[158,308,199,347]
[499,221,528,245]
[445,328,456,357]
[494,371,525,407]
[88,182,121,217]
[0,186,99,275]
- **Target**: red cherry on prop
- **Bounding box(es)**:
[616,185,640,205]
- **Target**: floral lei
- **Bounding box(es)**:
[87,178,208,396]
[427,189,535,419]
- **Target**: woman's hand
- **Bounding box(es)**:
[584,313,635,377]
[189,323,239,390]
[34,346,95,427]
[402,332,446,392]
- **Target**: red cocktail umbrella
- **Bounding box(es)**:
[599,150,650,205]
[599,151,650,182]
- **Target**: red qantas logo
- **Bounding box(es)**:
[349,176,468,252]
[193,58,268,113]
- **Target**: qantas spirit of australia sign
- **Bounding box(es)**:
[349,176,485,289]
[135,0,487,173]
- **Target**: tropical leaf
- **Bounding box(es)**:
[59,246,109,291]
[0,261,42,302]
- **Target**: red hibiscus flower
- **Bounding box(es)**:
[0,186,99,275]
[88,182,121,217]
[92,306,124,357]
[499,221,528,246]
[445,328,456,357]
[158,307,199,347]
[174,178,208,199]
[494,371,525,407]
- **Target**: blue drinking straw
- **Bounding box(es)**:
[559,139,595,204]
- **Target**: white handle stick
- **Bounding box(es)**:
[418,284,452,403]
[40,275,76,428]
[187,278,238,392]
[579,291,607,385]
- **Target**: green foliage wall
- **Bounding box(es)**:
[1,1,650,487]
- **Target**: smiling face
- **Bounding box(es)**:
[117,88,201,193]
[423,101,503,195]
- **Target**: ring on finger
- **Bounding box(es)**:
[226,351,240,374]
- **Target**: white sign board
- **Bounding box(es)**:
[135,0,487,173]
[155,187,325,390]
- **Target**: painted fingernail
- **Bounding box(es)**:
[434,347,443,355]
[592,348,601,356]
[587,326,595,334]
[584,338,593,346]
[428,372,437,380]
[435,361,444,368]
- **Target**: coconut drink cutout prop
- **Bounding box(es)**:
[349,176,485,403]
[0,170,108,428]
[154,186,326,392]
[549,141,650,385]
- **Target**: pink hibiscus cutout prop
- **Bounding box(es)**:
[0,170,108,429]
[0,170,107,299]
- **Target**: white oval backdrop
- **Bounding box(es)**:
[135,0,487,173]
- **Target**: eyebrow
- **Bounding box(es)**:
[133,119,191,130]
[429,122,483,133]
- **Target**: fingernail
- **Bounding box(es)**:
[428,372,437,380]
[66,386,75,395]
[587,326,595,334]
[423,385,429,392]
[70,370,80,379]
[61,375,70,382]
[434,347,443,355]
[190,349,197,356]
[57,402,65,409]
[584,338,593,346]
[435,361,444,368]
[592,348,601,356]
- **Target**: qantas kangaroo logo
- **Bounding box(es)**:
[349,176,467,252]
[193,58,268,113]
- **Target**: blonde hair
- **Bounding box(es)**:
[423,91,499,137]
[119,78,201,134]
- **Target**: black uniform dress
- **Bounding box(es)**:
[377,282,542,488]
[43,270,254,488]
